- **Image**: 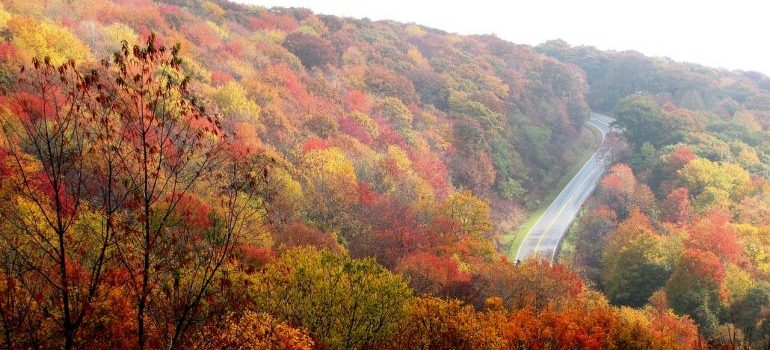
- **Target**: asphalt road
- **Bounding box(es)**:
[515,113,614,262]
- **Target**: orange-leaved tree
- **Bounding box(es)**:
[0,55,108,349]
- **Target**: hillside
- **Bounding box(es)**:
[538,39,770,118]
[0,0,601,242]
[544,41,770,347]
[0,0,767,349]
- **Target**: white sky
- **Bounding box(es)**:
[235,0,770,76]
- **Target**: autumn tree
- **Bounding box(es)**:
[473,259,584,311]
[388,297,505,350]
[602,210,677,307]
[254,247,412,349]
[660,187,693,223]
[365,66,418,104]
[597,163,639,218]
[8,17,93,66]
[683,210,742,263]
[211,80,261,121]
[0,32,242,349]
[396,252,471,297]
[203,311,314,350]
[665,249,726,336]
[261,166,303,225]
[379,96,413,132]
[610,304,702,350]
[0,56,107,349]
[275,221,343,253]
[573,205,618,283]
[150,151,269,348]
[500,291,619,349]
[677,158,750,209]
[301,147,358,232]
[68,35,265,349]
[438,190,493,240]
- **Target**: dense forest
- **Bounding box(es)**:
[0,0,766,349]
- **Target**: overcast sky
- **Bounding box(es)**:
[235,0,770,75]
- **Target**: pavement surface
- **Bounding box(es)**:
[515,113,614,262]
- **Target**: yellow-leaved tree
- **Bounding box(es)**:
[8,17,93,65]
[440,190,493,240]
[302,147,358,230]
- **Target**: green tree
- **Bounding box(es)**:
[497,177,524,200]
[665,249,725,336]
[613,95,664,149]
[729,283,770,345]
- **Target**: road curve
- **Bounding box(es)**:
[515,113,614,263]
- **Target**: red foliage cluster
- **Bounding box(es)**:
[0,42,17,62]
[396,252,471,295]
[300,137,334,154]
[345,90,370,113]
[210,70,233,85]
[338,115,374,144]
[248,11,299,31]
[683,209,741,262]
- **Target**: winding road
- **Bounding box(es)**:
[515,113,614,262]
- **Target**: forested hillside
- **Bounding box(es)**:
[0,0,766,348]
[547,42,770,348]
[538,40,770,119]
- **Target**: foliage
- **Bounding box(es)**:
[254,247,412,349]
[4,0,770,347]
[439,190,493,239]
[8,17,93,65]
[613,95,664,149]
[212,80,261,120]
[497,177,524,200]
[388,297,505,350]
[283,31,335,68]
[602,210,677,307]
[205,311,314,350]
[389,292,702,350]
[551,38,770,346]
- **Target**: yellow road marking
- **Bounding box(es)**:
[528,119,606,257]
[532,163,598,254]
